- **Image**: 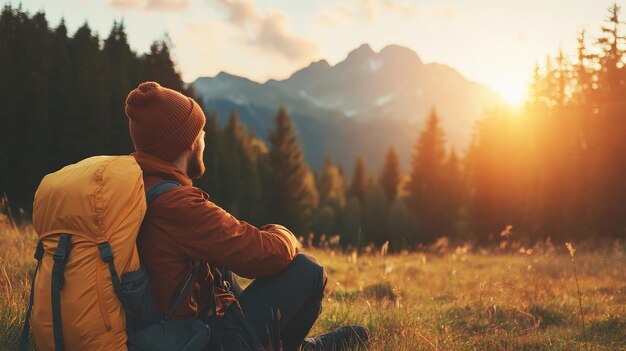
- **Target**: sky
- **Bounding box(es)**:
[9,0,619,106]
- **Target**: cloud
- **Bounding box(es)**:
[214,0,258,27]
[108,0,190,11]
[318,3,356,27]
[257,11,318,60]
[147,0,191,10]
[170,17,316,83]
[169,0,321,82]
[211,0,319,61]
[436,4,458,22]
[358,0,376,22]
[317,0,420,26]
[108,0,142,9]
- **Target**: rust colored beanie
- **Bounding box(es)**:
[125,81,206,162]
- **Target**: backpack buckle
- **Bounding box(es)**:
[53,235,71,263]
[34,241,44,261]
[53,248,68,263]
[98,242,114,262]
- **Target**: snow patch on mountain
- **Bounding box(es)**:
[300,90,346,110]
[375,94,394,106]
[343,109,357,117]
[368,58,383,72]
[299,90,326,108]
[229,95,248,105]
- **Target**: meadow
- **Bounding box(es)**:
[1,214,625,350]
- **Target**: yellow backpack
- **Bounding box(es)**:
[22,156,146,351]
[20,155,214,351]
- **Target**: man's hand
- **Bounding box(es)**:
[262,224,301,252]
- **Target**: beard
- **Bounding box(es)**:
[186,146,205,179]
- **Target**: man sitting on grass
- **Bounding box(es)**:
[126,81,370,351]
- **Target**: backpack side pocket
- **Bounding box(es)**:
[121,267,159,332]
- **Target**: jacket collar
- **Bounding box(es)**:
[131,151,193,187]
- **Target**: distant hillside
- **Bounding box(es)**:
[191,43,500,173]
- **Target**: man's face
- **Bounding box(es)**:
[186,130,206,179]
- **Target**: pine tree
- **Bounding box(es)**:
[590,3,626,238]
[68,23,111,159]
[336,197,361,247]
[104,20,140,154]
[20,11,52,212]
[0,6,43,209]
[528,61,544,106]
[347,156,367,206]
[381,145,400,203]
[543,55,557,106]
[574,29,593,105]
[140,37,188,94]
[194,109,222,199]
[362,182,388,245]
[218,108,261,221]
[441,149,463,237]
[596,3,626,95]
[267,106,318,234]
[318,156,346,208]
[386,199,415,251]
[406,108,448,243]
[312,156,347,238]
[219,109,245,213]
[47,19,72,168]
[0,9,200,215]
[554,47,569,106]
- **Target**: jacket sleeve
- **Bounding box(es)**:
[160,186,299,278]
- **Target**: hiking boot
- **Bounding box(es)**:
[301,325,370,351]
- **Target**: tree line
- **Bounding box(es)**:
[2,4,626,250]
[195,105,462,251]
[465,3,626,245]
[0,4,191,212]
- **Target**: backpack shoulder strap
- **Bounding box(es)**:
[20,235,73,351]
[19,242,44,351]
[146,180,181,205]
[51,234,72,350]
[144,180,201,321]
[164,261,201,321]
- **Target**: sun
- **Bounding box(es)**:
[492,81,526,108]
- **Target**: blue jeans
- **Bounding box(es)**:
[221,253,327,351]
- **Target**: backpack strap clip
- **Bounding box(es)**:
[34,241,44,260]
[53,236,71,262]
[97,242,114,262]
[53,234,72,289]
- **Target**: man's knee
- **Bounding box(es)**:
[291,253,327,293]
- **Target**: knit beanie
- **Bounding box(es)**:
[125,81,206,162]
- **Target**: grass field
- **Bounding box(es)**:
[1,217,626,350]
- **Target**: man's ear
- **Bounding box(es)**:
[191,132,204,151]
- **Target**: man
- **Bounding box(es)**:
[125,81,369,351]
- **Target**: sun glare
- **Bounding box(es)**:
[493,81,525,108]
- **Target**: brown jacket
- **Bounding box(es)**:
[133,151,299,318]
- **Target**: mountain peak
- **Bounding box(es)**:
[284,59,332,82]
[346,43,375,61]
[214,71,262,84]
[215,71,238,79]
[379,44,422,64]
[301,59,331,71]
